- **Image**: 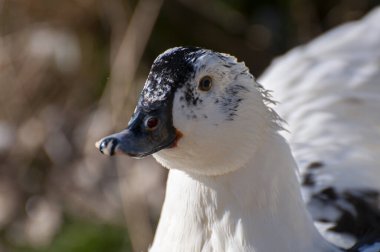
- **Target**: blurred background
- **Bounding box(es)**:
[0,0,379,251]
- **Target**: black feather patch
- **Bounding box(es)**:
[308,187,380,246]
[220,85,249,121]
[140,47,206,108]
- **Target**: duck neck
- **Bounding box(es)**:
[150,132,339,252]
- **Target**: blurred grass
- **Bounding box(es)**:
[11,217,131,252]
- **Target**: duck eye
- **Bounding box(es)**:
[145,117,159,130]
[198,76,212,91]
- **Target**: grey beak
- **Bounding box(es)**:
[95,103,177,158]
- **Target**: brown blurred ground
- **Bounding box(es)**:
[0,0,378,251]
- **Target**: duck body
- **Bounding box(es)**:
[151,134,335,252]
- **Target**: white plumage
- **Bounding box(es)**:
[260,7,380,249]
[96,7,380,252]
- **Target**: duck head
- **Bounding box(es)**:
[96,47,280,175]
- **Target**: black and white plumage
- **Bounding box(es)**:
[95,8,380,252]
[260,7,380,250]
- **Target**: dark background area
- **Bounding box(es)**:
[1,0,379,251]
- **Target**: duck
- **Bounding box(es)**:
[95,8,380,252]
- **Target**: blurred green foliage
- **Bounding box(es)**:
[11,217,131,252]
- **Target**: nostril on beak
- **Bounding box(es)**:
[99,140,107,154]
[96,137,119,156]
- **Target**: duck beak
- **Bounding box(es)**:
[95,103,177,158]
